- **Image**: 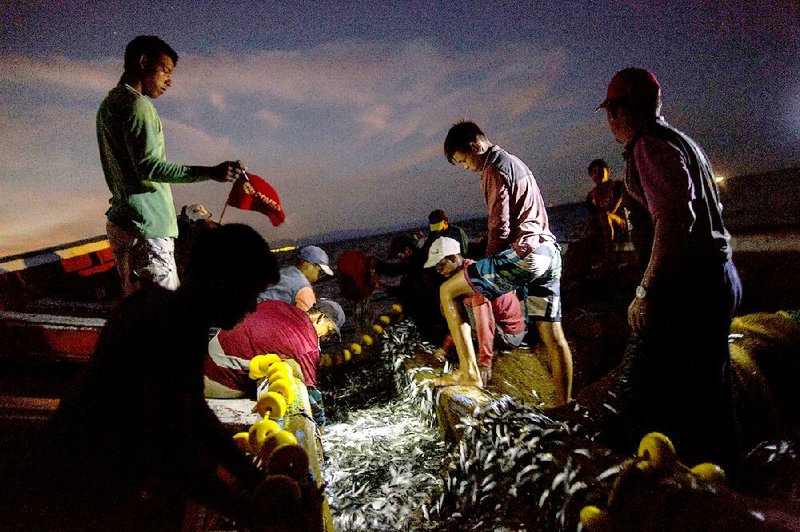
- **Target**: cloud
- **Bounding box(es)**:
[0,56,117,95]
[1,38,579,255]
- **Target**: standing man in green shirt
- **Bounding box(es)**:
[97,35,245,296]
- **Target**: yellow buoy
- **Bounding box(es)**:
[379,315,391,325]
[361,334,373,346]
[247,418,281,453]
[343,349,352,362]
[269,377,296,405]
[254,391,288,420]
[373,324,384,334]
[258,429,298,462]
[233,432,250,453]
[350,343,362,355]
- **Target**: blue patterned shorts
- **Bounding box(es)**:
[466,242,562,322]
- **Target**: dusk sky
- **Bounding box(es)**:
[1,1,798,256]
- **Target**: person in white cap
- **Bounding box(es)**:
[425,237,526,385]
[258,245,334,311]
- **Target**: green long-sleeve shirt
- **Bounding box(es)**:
[97,84,216,238]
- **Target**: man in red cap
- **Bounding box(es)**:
[596,67,742,471]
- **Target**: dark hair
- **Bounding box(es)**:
[124,35,178,73]
[588,159,610,174]
[185,223,279,293]
[444,121,486,164]
[389,233,416,256]
[428,209,449,225]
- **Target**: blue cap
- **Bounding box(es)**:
[299,245,333,275]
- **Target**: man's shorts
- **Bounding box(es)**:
[465,241,562,322]
[107,220,179,296]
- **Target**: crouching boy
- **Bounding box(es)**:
[426,236,526,385]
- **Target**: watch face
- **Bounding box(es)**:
[636,285,647,299]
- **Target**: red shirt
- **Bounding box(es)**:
[205,300,320,393]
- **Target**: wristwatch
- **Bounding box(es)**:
[635,285,648,299]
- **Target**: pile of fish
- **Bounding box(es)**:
[322,320,447,530]
[431,397,625,530]
[321,320,623,530]
[322,396,447,530]
[322,318,800,530]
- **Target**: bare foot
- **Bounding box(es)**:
[431,371,483,388]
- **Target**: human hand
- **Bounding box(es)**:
[213,160,247,183]
[433,348,446,362]
[627,296,650,333]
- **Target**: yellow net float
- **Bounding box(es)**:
[636,432,677,472]
[350,343,362,355]
[254,391,288,420]
[391,303,403,313]
[268,377,296,405]
[247,418,281,454]
[267,444,310,482]
[266,360,291,379]
[379,315,391,325]
[248,353,282,379]
[361,334,373,346]
[690,462,726,484]
[233,431,251,453]
[373,324,384,335]
[258,429,298,462]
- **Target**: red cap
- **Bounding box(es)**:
[597,67,661,110]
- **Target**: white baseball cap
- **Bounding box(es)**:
[424,236,461,268]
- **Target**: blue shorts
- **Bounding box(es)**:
[466,242,562,322]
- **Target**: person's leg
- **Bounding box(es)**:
[137,237,180,292]
[106,221,179,295]
[307,386,327,427]
[433,272,482,387]
[523,242,573,406]
[106,220,138,296]
[535,321,573,406]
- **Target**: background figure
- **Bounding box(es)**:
[336,249,378,333]
[97,35,245,296]
[584,158,628,258]
[258,245,334,311]
[204,298,344,427]
[2,224,280,530]
[597,67,742,471]
[419,209,471,261]
[375,233,450,346]
[175,203,219,279]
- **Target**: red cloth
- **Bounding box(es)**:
[336,250,377,302]
[226,173,286,226]
[206,300,320,392]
